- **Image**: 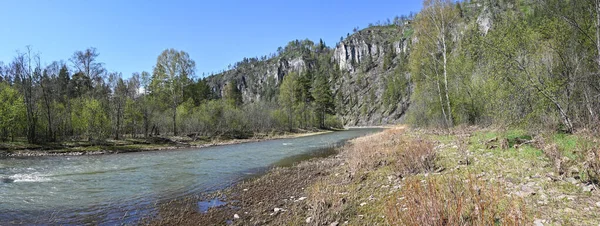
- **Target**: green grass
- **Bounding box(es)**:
[552,133,583,160]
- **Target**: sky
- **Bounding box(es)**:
[0,0,422,78]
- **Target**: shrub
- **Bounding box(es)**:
[387,176,528,226]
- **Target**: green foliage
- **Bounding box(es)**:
[382,44,397,70]
[324,114,343,129]
[0,83,26,141]
[71,97,110,139]
[311,73,334,128]
[382,67,408,112]
[151,49,196,135]
[223,80,243,107]
[184,78,213,106]
[278,72,300,131]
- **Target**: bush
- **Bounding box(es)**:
[387,175,528,226]
[392,139,436,177]
[324,114,344,129]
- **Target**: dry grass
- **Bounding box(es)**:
[141,126,551,225]
[387,175,528,226]
[392,138,436,177]
[345,127,436,177]
[585,148,600,184]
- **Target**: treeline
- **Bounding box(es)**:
[407,0,600,132]
[0,45,340,143]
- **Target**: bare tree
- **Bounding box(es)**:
[11,46,41,143]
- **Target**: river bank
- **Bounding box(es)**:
[146,126,600,225]
[0,130,335,157]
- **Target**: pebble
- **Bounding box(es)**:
[306,217,312,223]
[564,208,576,213]
[534,219,545,226]
[297,197,307,201]
[234,214,240,219]
[595,201,600,208]
[360,202,367,206]
[566,177,578,184]
[330,221,339,226]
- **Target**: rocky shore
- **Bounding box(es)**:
[0,130,333,158]
[144,126,600,225]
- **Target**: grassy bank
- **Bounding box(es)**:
[0,129,333,157]
[147,126,600,225]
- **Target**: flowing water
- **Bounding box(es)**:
[0,128,381,225]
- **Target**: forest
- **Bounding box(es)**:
[0,43,340,144]
[406,0,600,134]
[2,0,600,145]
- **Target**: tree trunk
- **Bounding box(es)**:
[441,25,453,127]
[144,112,149,138]
[436,72,448,128]
[115,102,121,140]
[172,104,177,136]
[596,0,600,69]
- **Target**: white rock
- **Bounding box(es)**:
[360,202,367,206]
[330,221,339,226]
[595,201,600,208]
[534,219,545,226]
[306,217,312,223]
[234,214,240,219]
[297,197,307,201]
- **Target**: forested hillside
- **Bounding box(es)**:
[1,0,599,144]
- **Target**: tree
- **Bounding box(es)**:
[278,72,300,131]
[311,73,334,128]
[11,47,41,143]
[0,82,26,141]
[70,48,106,90]
[109,72,127,139]
[223,80,243,106]
[151,49,195,136]
[184,78,213,106]
[411,0,459,128]
[71,97,109,140]
[139,71,153,137]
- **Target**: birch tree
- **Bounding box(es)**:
[151,49,195,136]
[411,0,459,127]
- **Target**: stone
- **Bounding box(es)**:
[234,214,240,219]
[330,221,339,226]
[360,202,367,206]
[563,208,576,213]
[534,219,545,226]
[306,217,312,223]
[565,177,578,184]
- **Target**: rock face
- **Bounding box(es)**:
[205,56,310,103]
[205,25,413,126]
[332,26,412,126]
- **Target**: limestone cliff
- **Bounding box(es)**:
[205,24,414,126]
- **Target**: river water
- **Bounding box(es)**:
[0,128,381,225]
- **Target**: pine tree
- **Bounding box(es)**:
[311,73,333,128]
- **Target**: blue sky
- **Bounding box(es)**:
[0,0,421,78]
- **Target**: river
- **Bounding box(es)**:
[0,128,381,225]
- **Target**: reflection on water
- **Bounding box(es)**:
[0,128,381,224]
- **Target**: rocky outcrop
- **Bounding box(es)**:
[205,25,413,126]
[331,26,412,126]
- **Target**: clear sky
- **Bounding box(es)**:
[0,0,422,78]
